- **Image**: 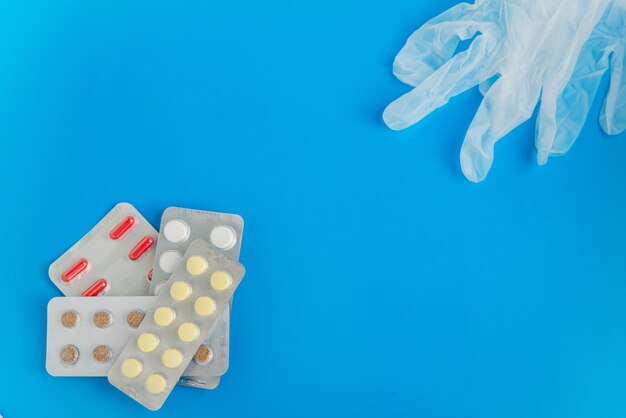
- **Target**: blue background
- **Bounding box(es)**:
[0,0,625,417]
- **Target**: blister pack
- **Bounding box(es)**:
[148,207,243,378]
[108,240,245,410]
[149,207,244,295]
[49,203,157,296]
[46,296,230,386]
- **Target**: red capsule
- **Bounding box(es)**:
[82,279,108,296]
[62,258,89,283]
[109,216,136,240]
[128,236,155,261]
[147,269,153,281]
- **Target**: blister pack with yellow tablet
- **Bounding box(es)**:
[149,207,244,295]
[108,240,246,410]
[46,296,229,387]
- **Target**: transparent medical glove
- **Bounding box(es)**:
[536,0,626,165]
[383,0,611,182]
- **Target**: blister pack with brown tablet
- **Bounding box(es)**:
[46,296,229,388]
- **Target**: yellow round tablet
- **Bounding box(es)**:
[145,374,167,394]
[186,255,208,276]
[153,307,175,326]
[194,296,216,316]
[137,333,159,353]
[210,271,232,291]
[177,322,199,342]
[121,358,142,378]
[169,281,191,301]
[161,348,184,368]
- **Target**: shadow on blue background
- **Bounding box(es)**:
[0,1,625,417]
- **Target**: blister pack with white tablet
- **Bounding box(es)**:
[149,207,244,295]
[148,207,243,379]
[108,240,245,410]
[49,203,157,296]
[46,296,230,386]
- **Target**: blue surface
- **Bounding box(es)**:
[0,0,625,416]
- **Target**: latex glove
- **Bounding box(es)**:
[383,0,610,182]
[536,0,626,164]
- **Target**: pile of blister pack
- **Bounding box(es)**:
[46,203,245,410]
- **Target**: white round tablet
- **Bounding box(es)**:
[209,225,237,250]
[163,219,190,243]
[158,250,182,273]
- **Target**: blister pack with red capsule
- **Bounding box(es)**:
[48,203,157,296]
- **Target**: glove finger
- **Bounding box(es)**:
[384,35,495,131]
[460,76,541,182]
[600,46,626,135]
[393,2,485,87]
[535,45,610,165]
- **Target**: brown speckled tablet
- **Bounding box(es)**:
[61,310,79,328]
[60,345,79,365]
[193,344,213,364]
[93,310,112,328]
[126,310,145,329]
[92,345,112,363]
